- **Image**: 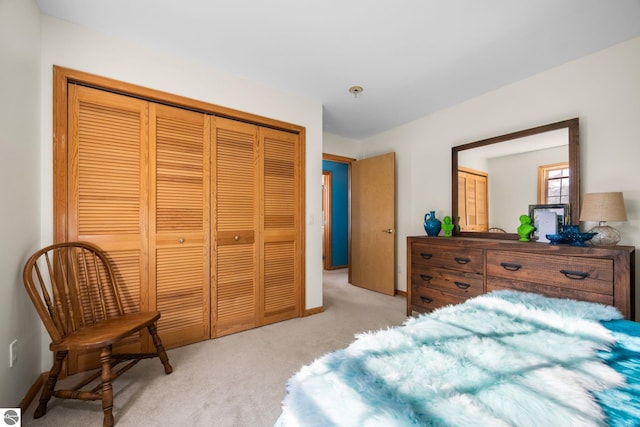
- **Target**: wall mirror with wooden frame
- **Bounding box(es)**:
[452,118,580,239]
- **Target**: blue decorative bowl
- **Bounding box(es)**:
[566,231,598,247]
[545,234,566,245]
[558,225,597,246]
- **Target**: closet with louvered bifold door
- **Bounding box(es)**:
[59,73,304,371]
[212,117,302,337]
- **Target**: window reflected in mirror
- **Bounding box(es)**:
[538,162,570,204]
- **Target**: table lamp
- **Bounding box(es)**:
[579,192,627,246]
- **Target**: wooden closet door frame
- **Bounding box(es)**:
[53,66,306,324]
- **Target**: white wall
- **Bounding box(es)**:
[363,36,640,305]
[323,132,362,159]
[0,0,42,406]
[39,16,324,369]
[489,146,567,232]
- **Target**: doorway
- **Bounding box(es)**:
[322,152,396,295]
[322,155,351,271]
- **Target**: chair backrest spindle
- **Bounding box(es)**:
[57,248,77,334]
[33,255,64,342]
[77,247,96,325]
[89,248,109,320]
[67,246,87,329]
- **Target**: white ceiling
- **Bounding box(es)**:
[36,0,640,140]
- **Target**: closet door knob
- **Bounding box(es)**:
[234,235,240,241]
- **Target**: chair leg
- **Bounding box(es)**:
[34,351,67,418]
[100,346,115,427]
[148,323,173,374]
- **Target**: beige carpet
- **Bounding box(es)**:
[24,269,407,427]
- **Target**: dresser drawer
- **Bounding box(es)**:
[486,250,614,295]
[410,286,466,313]
[411,243,483,274]
[487,280,614,307]
[411,266,483,297]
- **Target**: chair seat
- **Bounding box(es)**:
[50,311,162,352]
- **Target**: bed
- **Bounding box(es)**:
[275,290,640,426]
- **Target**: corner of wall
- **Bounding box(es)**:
[0,0,44,406]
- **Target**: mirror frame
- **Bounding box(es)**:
[452,118,580,239]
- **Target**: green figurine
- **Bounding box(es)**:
[517,214,535,242]
[442,215,454,237]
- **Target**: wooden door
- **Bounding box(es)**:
[458,168,488,232]
[149,104,210,348]
[260,127,302,325]
[351,152,396,295]
[67,84,150,373]
[211,117,259,337]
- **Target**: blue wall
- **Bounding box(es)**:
[323,160,349,268]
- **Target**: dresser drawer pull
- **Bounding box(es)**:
[454,281,471,290]
[420,253,433,259]
[420,274,432,282]
[560,269,590,280]
[420,296,433,304]
[500,262,522,272]
[454,257,471,264]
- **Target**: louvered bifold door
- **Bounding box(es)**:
[67,85,150,373]
[260,127,302,325]
[212,117,259,337]
[150,104,210,348]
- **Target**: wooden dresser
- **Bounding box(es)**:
[407,236,635,320]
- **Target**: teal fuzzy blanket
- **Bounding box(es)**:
[278,291,640,426]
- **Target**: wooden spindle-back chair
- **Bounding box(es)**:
[23,241,173,427]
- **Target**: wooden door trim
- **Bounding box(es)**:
[297,127,307,315]
[53,66,69,244]
[322,171,332,270]
[322,153,354,281]
[323,153,355,163]
[54,66,304,132]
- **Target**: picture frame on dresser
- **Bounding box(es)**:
[529,203,569,241]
